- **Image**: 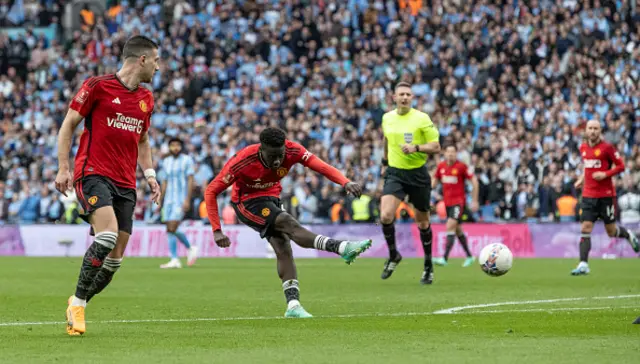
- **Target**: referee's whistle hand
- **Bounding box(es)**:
[401,144,415,154]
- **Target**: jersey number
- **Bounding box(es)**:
[606,204,615,220]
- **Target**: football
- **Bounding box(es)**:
[479,243,513,276]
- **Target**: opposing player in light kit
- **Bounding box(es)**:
[379,82,441,284]
[432,144,479,267]
[205,127,372,318]
[159,138,199,269]
[572,120,639,275]
[55,36,161,335]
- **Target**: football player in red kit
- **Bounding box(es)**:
[572,120,639,275]
[432,144,479,267]
[55,36,161,335]
[205,127,372,318]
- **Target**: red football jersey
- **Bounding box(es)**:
[435,160,473,207]
[580,141,625,198]
[70,74,154,189]
[205,140,350,231]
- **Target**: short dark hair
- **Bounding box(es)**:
[394,82,412,91]
[260,127,286,148]
[445,144,457,151]
[122,35,158,60]
[168,137,183,146]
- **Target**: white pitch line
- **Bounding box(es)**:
[464,305,640,314]
[432,294,640,314]
[1,294,638,328]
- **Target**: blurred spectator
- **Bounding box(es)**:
[0,0,639,225]
[618,176,640,224]
[556,186,579,223]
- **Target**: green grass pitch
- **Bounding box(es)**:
[0,257,639,363]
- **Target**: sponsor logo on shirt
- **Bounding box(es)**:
[442,176,459,184]
[247,181,277,189]
[107,113,145,134]
[584,159,602,169]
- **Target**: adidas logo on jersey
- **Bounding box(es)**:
[112,98,121,104]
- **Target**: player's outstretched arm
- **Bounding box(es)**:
[55,109,84,196]
[204,160,238,246]
[304,156,362,197]
[138,131,160,204]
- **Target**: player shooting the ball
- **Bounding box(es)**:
[204,127,372,318]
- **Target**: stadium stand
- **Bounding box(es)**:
[0,0,639,225]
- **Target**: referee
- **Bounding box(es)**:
[379,82,441,284]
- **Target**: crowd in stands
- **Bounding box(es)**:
[1,0,640,225]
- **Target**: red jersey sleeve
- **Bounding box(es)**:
[288,141,350,187]
[143,94,154,134]
[604,144,625,178]
[69,78,99,117]
[204,155,241,231]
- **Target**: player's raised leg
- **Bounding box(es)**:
[379,194,403,279]
[415,209,434,285]
[267,233,312,318]
[67,206,118,335]
[604,223,639,253]
[273,212,372,264]
[600,197,638,252]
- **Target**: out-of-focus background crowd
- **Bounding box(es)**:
[1,0,640,226]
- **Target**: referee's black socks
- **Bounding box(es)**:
[420,226,433,270]
[381,223,399,259]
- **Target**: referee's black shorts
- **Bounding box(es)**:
[382,166,431,212]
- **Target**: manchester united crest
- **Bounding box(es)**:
[277,167,288,177]
[88,196,98,205]
[261,208,271,217]
[139,100,148,113]
[594,149,601,157]
[452,169,458,175]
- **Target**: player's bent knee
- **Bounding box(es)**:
[605,225,617,237]
[269,235,293,258]
[446,219,457,231]
[380,213,395,225]
[417,221,431,230]
[580,221,594,234]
